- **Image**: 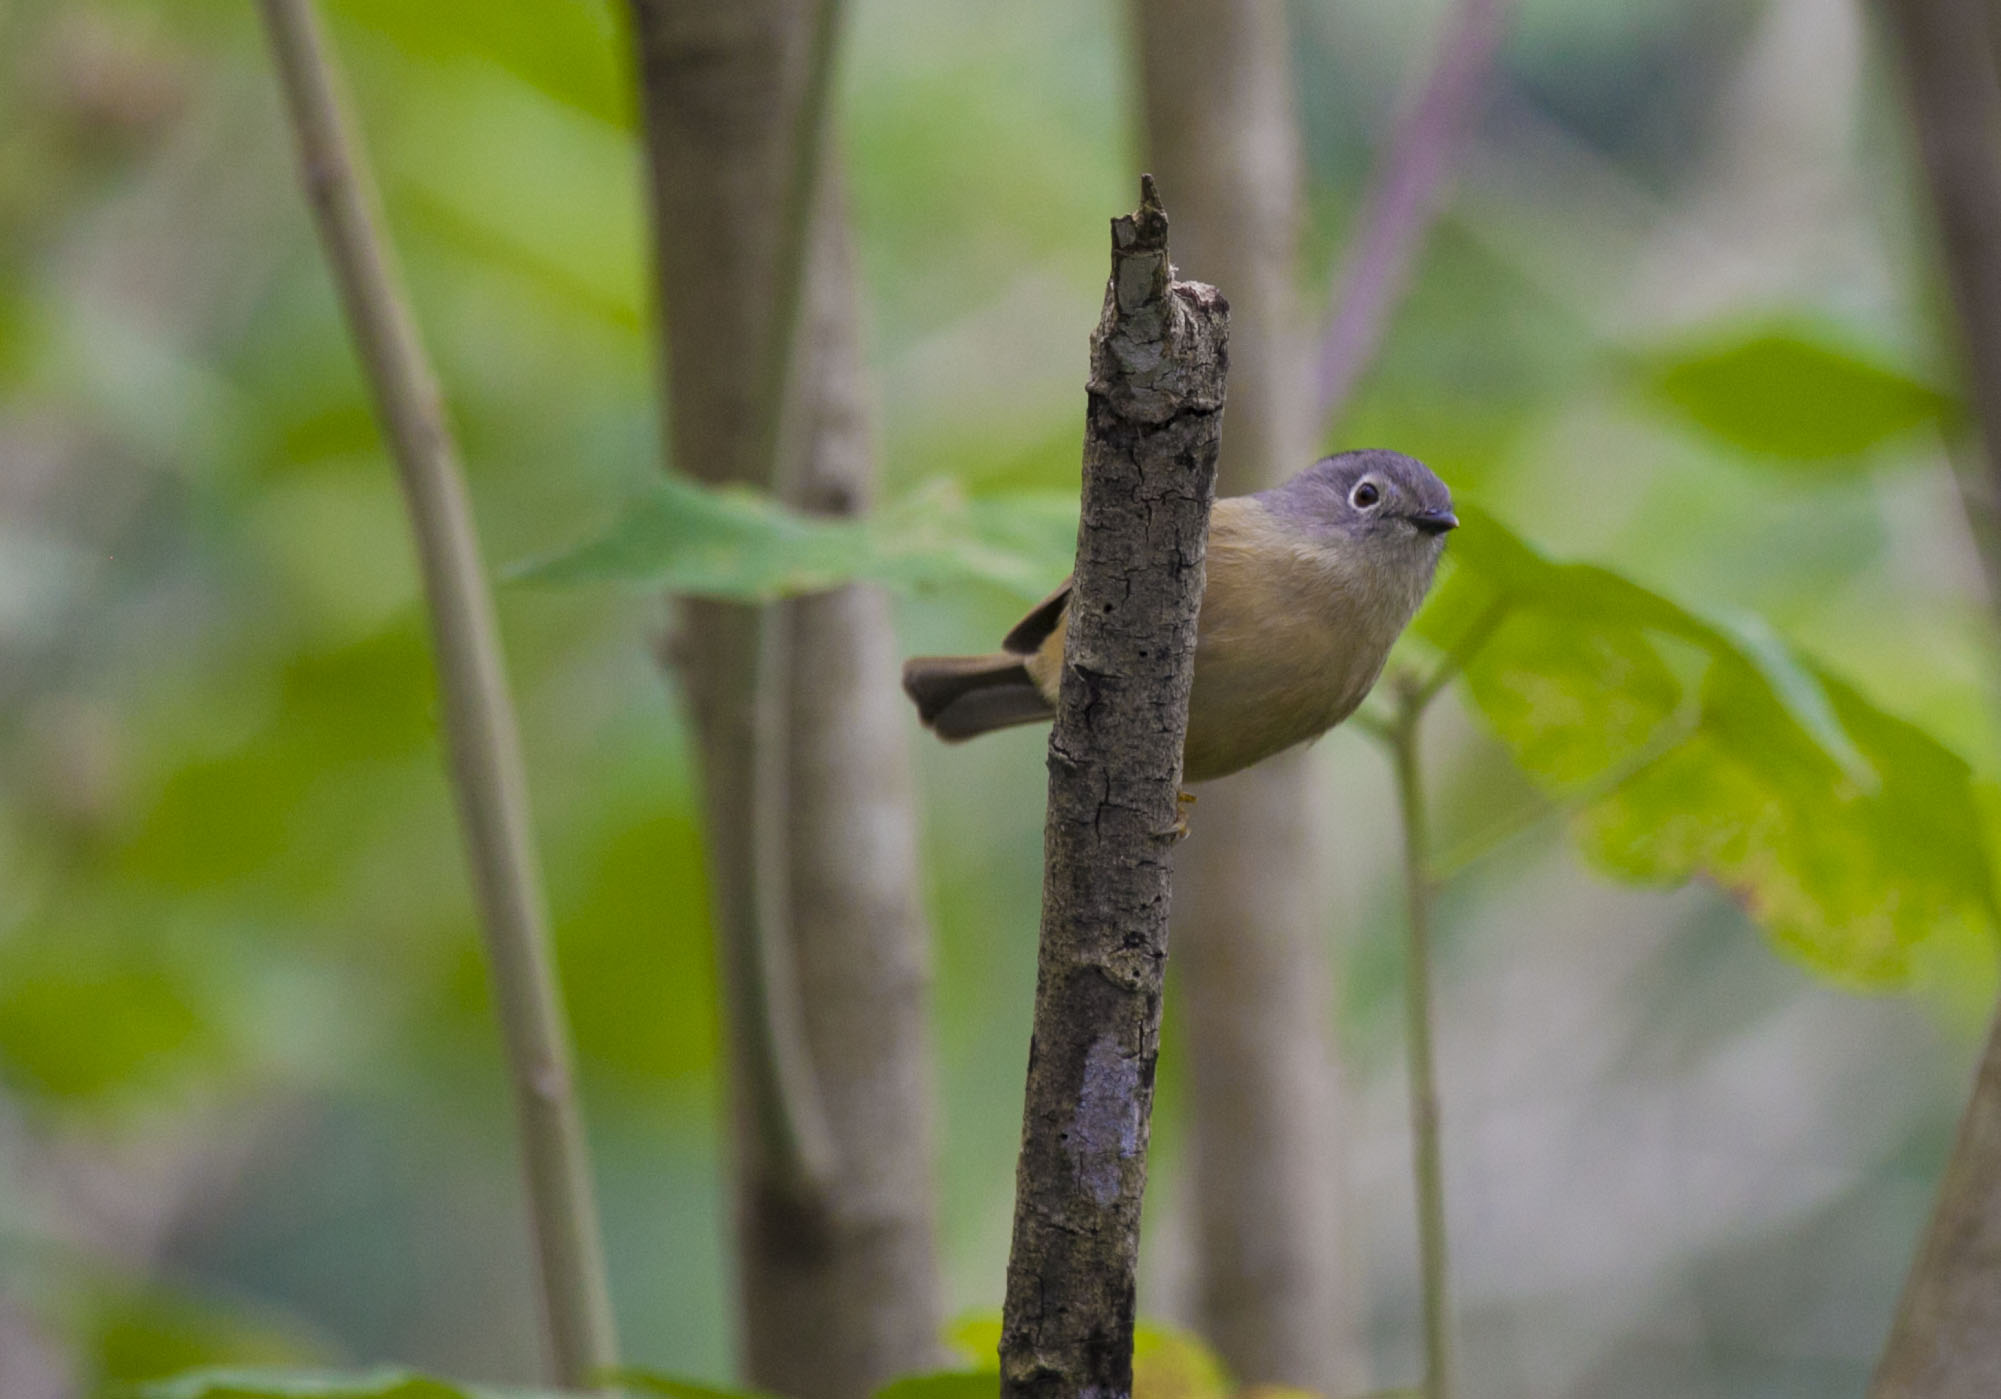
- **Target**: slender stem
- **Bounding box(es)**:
[752,0,848,487]
[1389,676,1452,1399]
[256,1,617,1385]
[1316,0,1513,430]
[739,0,851,1198]
[1410,596,1509,713]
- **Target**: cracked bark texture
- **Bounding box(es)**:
[628,5,943,1395]
[1871,0,2001,1393]
[1132,2,1363,1391]
[999,180,1227,1399]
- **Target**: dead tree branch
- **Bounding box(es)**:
[999,177,1227,1399]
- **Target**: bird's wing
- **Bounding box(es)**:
[1001,575,1073,656]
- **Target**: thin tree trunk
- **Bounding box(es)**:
[999,177,1228,1399]
[627,5,942,1394]
[762,171,947,1397]
[1130,4,1363,1391]
[1869,0,2001,1392]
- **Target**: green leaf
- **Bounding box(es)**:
[1431,505,1998,987]
[1131,1323,1231,1399]
[131,1368,564,1399]
[942,1314,1001,1370]
[1641,322,1956,464]
[872,1370,999,1399]
[611,1372,782,1399]
[510,476,1077,602]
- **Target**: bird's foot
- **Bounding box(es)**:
[1156,789,1197,842]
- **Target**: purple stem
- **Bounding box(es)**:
[1316,0,1513,430]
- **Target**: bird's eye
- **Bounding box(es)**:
[1351,481,1381,509]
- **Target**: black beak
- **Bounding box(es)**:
[1411,507,1459,535]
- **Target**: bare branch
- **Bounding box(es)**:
[999,177,1227,1399]
[255,0,616,1385]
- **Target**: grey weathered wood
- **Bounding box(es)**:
[999,177,1228,1399]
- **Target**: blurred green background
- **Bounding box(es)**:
[2,0,1995,1396]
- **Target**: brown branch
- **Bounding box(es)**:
[255,0,617,1385]
[998,176,1227,1399]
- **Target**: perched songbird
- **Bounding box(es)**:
[902,449,1457,784]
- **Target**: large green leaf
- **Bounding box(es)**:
[1639,322,1957,465]
[872,1371,1000,1399]
[1428,506,1998,986]
[133,1368,563,1399]
[511,476,1077,602]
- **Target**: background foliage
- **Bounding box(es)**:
[2,0,1996,1396]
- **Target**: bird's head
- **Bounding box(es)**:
[1265,449,1457,558]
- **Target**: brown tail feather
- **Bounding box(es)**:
[902,654,1055,741]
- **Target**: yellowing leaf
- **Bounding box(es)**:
[1430,507,1997,987]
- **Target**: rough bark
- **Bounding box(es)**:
[1130,3,1362,1391]
[628,4,942,1394]
[999,179,1228,1399]
[1870,0,2001,1393]
[1873,1003,2001,1398]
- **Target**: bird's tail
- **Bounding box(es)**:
[901,653,1055,741]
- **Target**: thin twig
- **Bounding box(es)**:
[1316,0,1513,429]
[1409,595,1510,712]
[256,0,617,1385]
[1388,676,1453,1399]
[736,0,852,1199]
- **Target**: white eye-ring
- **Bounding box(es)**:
[1350,480,1381,509]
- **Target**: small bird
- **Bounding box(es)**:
[902,449,1457,784]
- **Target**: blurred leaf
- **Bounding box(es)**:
[511,476,1077,601]
[872,1371,1000,1399]
[942,1313,1001,1371]
[0,905,220,1102]
[612,1371,778,1399]
[1131,1323,1231,1399]
[69,1278,322,1392]
[134,1367,560,1399]
[326,0,625,128]
[1641,323,1956,465]
[1429,506,1998,986]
